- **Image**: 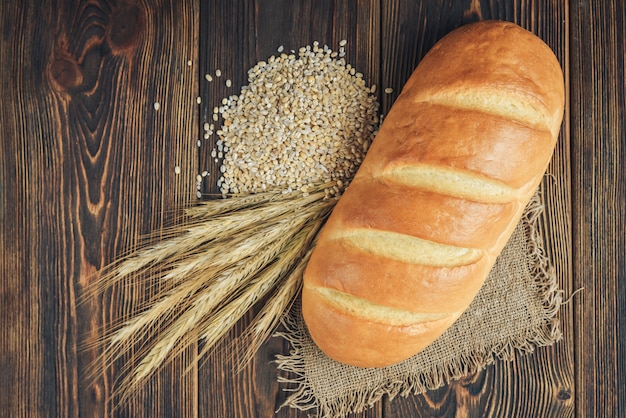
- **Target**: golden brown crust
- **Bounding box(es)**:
[302,285,459,368]
[325,179,521,249]
[302,20,565,368]
[305,237,493,314]
[360,101,556,191]
[402,20,565,135]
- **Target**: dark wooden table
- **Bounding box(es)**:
[1,1,624,417]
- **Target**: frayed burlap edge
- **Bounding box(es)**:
[274,187,564,418]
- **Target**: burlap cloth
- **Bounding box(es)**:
[275,187,563,417]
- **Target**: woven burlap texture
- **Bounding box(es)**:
[275,189,563,417]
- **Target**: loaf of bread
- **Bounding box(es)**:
[301,20,565,368]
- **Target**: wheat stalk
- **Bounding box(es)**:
[234,244,315,369]
[195,213,328,360]
[84,182,341,402]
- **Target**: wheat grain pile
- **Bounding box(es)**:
[214,41,380,196]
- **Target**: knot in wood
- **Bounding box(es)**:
[49,57,82,91]
[557,388,572,401]
[108,4,144,51]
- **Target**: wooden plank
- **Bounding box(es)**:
[0,0,199,416]
[570,1,626,417]
[379,1,574,416]
[197,1,383,416]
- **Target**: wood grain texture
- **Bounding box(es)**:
[570,1,626,417]
[0,0,198,416]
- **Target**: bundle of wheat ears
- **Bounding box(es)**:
[84,182,343,400]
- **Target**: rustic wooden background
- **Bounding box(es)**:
[1,0,624,417]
